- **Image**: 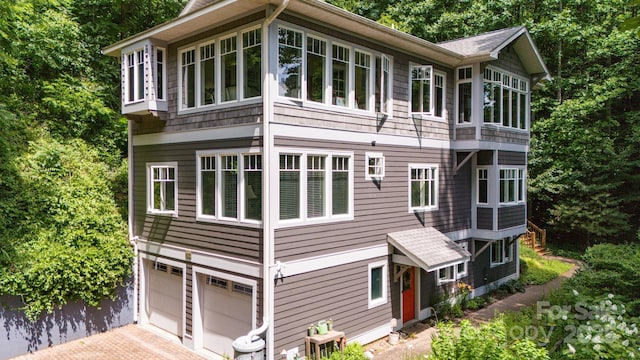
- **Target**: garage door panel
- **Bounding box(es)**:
[147,263,183,337]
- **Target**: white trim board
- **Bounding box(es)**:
[349,322,393,346]
[136,238,262,278]
[271,123,451,149]
[132,123,262,146]
[277,244,388,277]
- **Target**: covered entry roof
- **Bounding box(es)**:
[388,228,471,271]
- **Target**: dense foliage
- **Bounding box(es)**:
[0,0,184,320]
[328,0,640,245]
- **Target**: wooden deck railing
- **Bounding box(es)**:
[521,220,547,253]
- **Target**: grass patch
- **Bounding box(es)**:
[520,243,574,285]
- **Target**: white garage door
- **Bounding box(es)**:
[148,261,183,336]
[203,276,253,356]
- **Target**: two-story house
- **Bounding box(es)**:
[103,0,549,358]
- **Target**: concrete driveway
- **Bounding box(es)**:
[10,325,204,360]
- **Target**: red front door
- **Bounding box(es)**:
[402,267,415,323]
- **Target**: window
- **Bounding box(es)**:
[456,262,467,278]
[499,168,525,204]
[233,282,253,296]
[200,42,215,106]
[180,48,196,109]
[197,151,262,223]
[477,168,488,204]
[491,237,513,266]
[332,44,349,107]
[148,163,178,215]
[243,28,261,99]
[438,267,454,283]
[457,67,473,123]
[354,51,371,110]
[278,150,353,223]
[207,276,228,289]
[375,55,391,114]
[365,152,385,180]
[278,27,303,98]
[221,35,237,102]
[156,48,165,101]
[483,67,529,129]
[152,261,167,272]
[306,36,326,103]
[409,164,438,211]
[126,49,145,103]
[410,65,431,114]
[368,261,387,308]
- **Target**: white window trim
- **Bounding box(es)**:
[437,266,455,284]
[498,167,526,205]
[155,47,166,101]
[490,237,513,267]
[377,54,392,116]
[365,152,385,180]
[124,48,145,104]
[276,148,354,227]
[177,23,263,115]
[196,149,262,226]
[368,260,388,309]
[408,65,446,120]
[477,167,489,205]
[482,66,530,131]
[455,66,473,125]
[456,262,468,279]
[276,21,393,118]
[146,162,178,217]
[408,163,439,213]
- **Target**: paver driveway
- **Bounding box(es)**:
[11,325,205,360]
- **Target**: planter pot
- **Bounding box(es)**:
[388,332,399,345]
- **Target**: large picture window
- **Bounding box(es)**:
[278,150,353,224]
[409,164,438,211]
[197,151,262,223]
[483,67,529,129]
[178,26,262,111]
[147,163,178,216]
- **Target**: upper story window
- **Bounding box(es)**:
[197,151,262,224]
[410,65,445,118]
[277,24,392,115]
[409,164,438,212]
[368,260,388,309]
[147,162,178,216]
[483,67,529,129]
[156,48,165,101]
[125,49,145,103]
[365,152,385,180]
[179,26,261,112]
[499,168,525,204]
[375,55,391,114]
[477,168,489,204]
[456,67,473,123]
[278,150,353,225]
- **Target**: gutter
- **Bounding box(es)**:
[261,1,289,359]
[127,120,139,324]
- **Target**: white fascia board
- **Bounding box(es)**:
[279,244,388,277]
[453,140,529,153]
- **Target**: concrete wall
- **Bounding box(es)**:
[0,280,134,360]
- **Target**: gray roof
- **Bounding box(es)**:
[387,228,471,271]
[438,26,525,56]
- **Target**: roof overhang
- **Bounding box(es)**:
[387,228,471,272]
[103,0,464,66]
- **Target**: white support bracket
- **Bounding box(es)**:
[453,151,477,175]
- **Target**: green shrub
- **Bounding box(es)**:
[466,297,488,311]
[321,342,367,360]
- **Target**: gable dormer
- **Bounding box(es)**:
[121,40,167,115]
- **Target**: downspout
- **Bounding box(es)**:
[128,119,139,324]
[262,1,289,359]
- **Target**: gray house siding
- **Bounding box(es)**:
[273,257,391,354]
[477,207,493,230]
[468,239,517,289]
[498,150,526,165]
[477,150,493,166]
[487,47,529,79]
[273,136,471,262]
[498,205,526,229]
[132,139,263,262]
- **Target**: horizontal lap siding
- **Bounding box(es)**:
[133,140,263,262]
[274,257,391,353]
[498,205,526,229]
[481,127,529,145]
[469,239,517,289]
[456,127,476,140]
[477,207,493,230]
[498,151,526,165]
[492,49,529,79]
[274,137,471,262]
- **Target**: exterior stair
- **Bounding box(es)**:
[520,220,547,254]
